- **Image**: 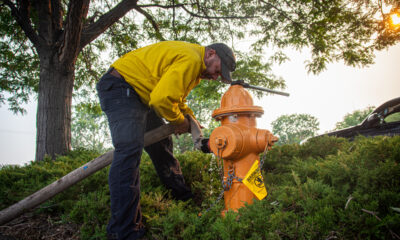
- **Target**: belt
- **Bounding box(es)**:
[108,68,123,79]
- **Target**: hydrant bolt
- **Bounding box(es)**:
[215,137,226,148]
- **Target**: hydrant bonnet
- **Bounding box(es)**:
[212,85,264,119]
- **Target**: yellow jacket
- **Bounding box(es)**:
[111,41,205,124]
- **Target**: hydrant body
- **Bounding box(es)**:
[209,84,278,214]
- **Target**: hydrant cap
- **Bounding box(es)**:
[212,85,264,119]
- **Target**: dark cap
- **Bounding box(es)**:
[207,43,236,83]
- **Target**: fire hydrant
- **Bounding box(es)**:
[209,83,278,214]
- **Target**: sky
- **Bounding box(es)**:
[0,43,399,166]
[254,44,400,132]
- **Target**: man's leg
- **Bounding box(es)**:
[144,110,194,201]
[97,73,147,240]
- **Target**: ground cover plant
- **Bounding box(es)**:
[0,136,399,239]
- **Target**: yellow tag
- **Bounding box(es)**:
[243,160,267,200]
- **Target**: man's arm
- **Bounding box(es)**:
[148,54,202,124]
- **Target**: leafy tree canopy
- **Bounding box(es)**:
[334,106,375,130]
[271,113,320,145]
[1,0,399,114]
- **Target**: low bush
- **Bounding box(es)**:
[0,136,399,239]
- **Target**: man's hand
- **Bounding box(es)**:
[174,117,190,135]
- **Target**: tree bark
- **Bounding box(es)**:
[34,0,89,161]
[33,0,138,161]
[35,52,75,161]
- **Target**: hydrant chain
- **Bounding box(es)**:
[199,153,237,216]
[223,165,243,191]
[216,148,224,180]
[259,145,269,174]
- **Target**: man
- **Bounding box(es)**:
[96,41,236,240]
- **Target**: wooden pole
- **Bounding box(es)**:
[0,123,178,225]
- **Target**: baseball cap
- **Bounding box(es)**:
[207,43,236,83]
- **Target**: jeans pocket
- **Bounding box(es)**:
[97,82,125,112]
[109,116,145,149]
[105,97,148,122]
[98,88,122,112]
[97,80,114,91]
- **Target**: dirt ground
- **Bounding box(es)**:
[0,212,79,240]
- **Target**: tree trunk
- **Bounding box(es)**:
[3,0,140,162]
[35,52,75,161]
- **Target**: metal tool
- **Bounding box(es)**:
[231,80,290,97]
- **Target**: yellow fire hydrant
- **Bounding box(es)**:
[209,83,278,215]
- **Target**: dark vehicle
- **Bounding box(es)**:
[321,97,400,139]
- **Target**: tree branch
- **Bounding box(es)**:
[361,209,400,239]
[172,0,177,39]
[2,0,40,48]
[33,0,54,46]
[137,3,186,9]
[80,0,138,51]
[259,0,296,24]
[181,3,256,19]
[136,2,254,41]
[138,3,255,19]
[59,0,90,66]
[50,0,63,34]
[180,5,255,19]
[81,44,101,81]
[133,6,165,41]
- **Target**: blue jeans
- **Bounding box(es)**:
[96,71,192,240]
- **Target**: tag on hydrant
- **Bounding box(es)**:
[243,160,268,200]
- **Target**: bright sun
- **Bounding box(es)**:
[390,12,400,27]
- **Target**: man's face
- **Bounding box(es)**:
[201,50,222,80]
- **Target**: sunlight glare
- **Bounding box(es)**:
[390,12,400,27]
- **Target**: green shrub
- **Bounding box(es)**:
[1,136,399,239]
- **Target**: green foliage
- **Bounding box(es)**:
[0,149,99,209]
[2,0,399,114]
[187,80,224,125]
[385,112,400,122]
[251,0,396,73]
[74,43,108,98]
[1,136,400,239]
[231,52,287,99]
[0,6,39,114]
[335,106,375,130]
[71,102,111,153]
[172,134,194,154]
[271,113,320,145]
